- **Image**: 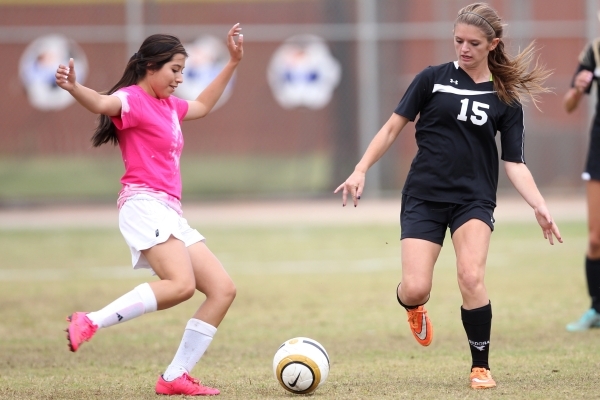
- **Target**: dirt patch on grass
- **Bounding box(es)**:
[0,195,585,230]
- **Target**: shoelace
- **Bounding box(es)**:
[407,308,425,329]
[182,374,201,387]
[471,368,490,381]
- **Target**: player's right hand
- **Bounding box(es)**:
[55,58,76,92]
[574,70,593,93]
[334,170,366,207]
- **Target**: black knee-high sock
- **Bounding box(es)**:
[586,258,600,312]
[461,302,492,370]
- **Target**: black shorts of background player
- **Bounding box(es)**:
[335,2,562,390]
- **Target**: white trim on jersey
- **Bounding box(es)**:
[432,84,495,96]
[519,112,525,163]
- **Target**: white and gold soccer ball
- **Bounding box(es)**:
[272,337,330,394]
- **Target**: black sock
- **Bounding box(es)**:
[461,302,492,370]
[586,258,600,312]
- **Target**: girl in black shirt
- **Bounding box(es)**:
[336,2,562,389]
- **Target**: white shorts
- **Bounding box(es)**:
[118,194,205,272]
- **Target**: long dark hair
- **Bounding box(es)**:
[92,34,188,147]
[455,3,552,109]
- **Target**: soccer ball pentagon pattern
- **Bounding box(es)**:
[272,337,330,394]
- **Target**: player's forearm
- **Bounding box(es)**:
[68,83,111,115]
[194,60,239,113]
[355,114,407,173]
[563,88,583,113]
[504,161,546,210]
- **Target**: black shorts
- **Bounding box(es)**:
[400,194,495,246]
[584,122,600,181]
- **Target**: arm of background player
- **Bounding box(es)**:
[564,70,593,113]
[504,161,563,245]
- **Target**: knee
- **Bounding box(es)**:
[204,278,237,306]
[457,268,483,294]
[588,234,600,258]
[399,281,430,305]
[220,280,237,305]
[174,279,196,303]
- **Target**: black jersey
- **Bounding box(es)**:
[395,61,525,206]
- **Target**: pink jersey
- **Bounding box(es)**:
[110,85,189,214]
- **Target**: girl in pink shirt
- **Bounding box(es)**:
[55,25,243,396]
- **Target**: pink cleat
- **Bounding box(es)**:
[156,373,220,396]
[65,312,98,352]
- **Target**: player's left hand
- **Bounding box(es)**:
[534,205,563,245]
[227,23,243,63]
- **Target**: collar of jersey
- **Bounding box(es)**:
[453,60,494,84]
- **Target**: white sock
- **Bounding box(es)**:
[86,283,157,328]
[163,319,217,381]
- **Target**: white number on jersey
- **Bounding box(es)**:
[457,98,490,126]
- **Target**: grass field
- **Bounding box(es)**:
[0,215,598,399]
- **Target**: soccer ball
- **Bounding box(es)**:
[272,337,330,394]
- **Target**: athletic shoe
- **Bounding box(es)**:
[65,312,98,352]
[156,373,220,396]
[566,308,600,332]
[470,367,496,389]
[406,305,432,346]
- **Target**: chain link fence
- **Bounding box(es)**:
[0,0,597,203]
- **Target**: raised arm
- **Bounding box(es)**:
[504,161,562,245]
[334,113,409,207]
[184,23,244,121]
[55,58,122,116]
[564,70,593,113]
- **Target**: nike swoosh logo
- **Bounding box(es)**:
[288,372,301,387]
[415,313,427,340]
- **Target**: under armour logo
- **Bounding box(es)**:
[450,79,458,84]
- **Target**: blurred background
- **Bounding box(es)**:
[0,0,598,206]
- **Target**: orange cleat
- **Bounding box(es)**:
[406,305,432,346]
[470,367,496,389]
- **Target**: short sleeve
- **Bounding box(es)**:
[172,96,189,121]
[110,89,139,130]
[499,103,525,163]
[394,67,434,121]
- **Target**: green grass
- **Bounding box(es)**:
[0,220,597,399]
[0,154,330,204]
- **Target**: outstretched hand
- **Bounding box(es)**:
[55,58,76,92]
[534,205,563,245]
[334,170,365,207]
[227,23,244,63]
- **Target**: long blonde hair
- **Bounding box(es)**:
[455,2,552,109]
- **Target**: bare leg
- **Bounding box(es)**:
[397,238,441,305]
[452,219,491,309]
